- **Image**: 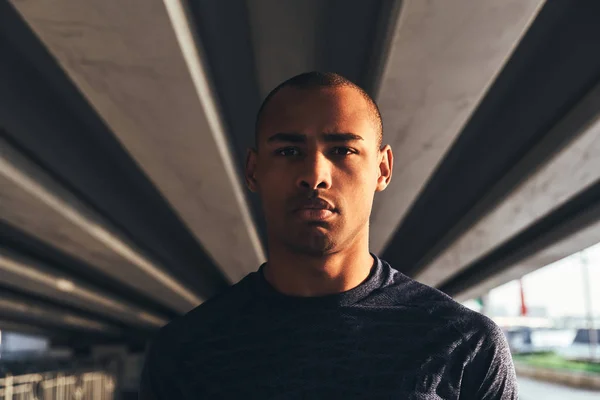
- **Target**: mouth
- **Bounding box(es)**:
[293,198,336,221]
[295,208,335,221]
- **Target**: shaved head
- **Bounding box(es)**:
[255,72,383,149]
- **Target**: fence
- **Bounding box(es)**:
[0,370,114,400]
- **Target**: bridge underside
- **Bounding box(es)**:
[1,0,599,346]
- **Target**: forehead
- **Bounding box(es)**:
[257,86,377,143]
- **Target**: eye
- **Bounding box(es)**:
[331,147,357,156]
[275,147,301,157]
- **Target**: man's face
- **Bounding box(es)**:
[247,86,392,256]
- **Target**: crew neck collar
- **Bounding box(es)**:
[253,254,386,308]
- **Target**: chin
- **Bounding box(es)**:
[286,233,337,257]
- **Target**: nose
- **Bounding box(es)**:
[296,152,332,190]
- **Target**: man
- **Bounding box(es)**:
[139,72,517,399]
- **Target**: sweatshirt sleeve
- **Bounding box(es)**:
[138,338,162,400]
[138,329,185,400]
[460,317,518,400]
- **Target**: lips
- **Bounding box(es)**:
[292,198,336,221]
[296,208,334,221]
[295,198,334,211]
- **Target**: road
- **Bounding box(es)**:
[518,376,599,399]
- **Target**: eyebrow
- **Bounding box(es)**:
[323,133,364,142]
[267,132,306,143]
[266,132,364,144]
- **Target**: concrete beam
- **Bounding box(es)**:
[0,293,120,334]
[9,0,265,282]
[247,0,323,98]
[416,84,600,287]
[370,0,545,253]
[454,213,600,303]
[0,320,52,337]
[0,138,201,313]
[0,249,168,328]
[245,0,398,98]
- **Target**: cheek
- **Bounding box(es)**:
[260,167,289,192]
[257,170,291,209]
[342,166,378,204]
[342,163,378,189]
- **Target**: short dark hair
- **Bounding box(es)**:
[254,72,383,148]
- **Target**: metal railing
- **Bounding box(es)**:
[0,370,114,400]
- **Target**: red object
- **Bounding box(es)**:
[519,279,527,316]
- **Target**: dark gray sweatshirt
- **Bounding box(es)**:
[139,256,517,399]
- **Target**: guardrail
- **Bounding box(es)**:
[0,370,115,400]
[515,362,600,391]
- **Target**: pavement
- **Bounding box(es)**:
[518,376,600,399]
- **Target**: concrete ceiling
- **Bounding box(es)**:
[453,203,600,303]
[370,0,545,253]
[416,84,600,287]
[381,0,600,284]
[1,138,202,314]
[9,0,265,284]
[0,248,168,328]
[0,291,120,335]
[1,0,599,345]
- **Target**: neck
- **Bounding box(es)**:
[263,232,374,297]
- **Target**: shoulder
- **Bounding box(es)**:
[165,271,256,339]
[144,271,259,371]
[378,262,516,397]
[377,259,508,349]
[460,314,517,398]
[376,261,487,324]
[394,274,507,352]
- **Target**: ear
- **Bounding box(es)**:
[245,148,259,192]
[376,145,393,192]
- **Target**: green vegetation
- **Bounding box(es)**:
[513,352,600,375]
